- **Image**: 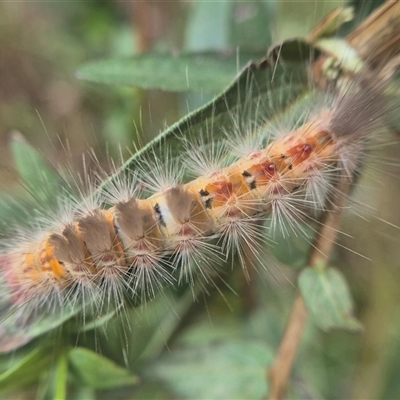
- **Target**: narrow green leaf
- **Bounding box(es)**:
[299,267,362,331]
[76,52,264,93]
[147,340,273,399]
[53,352,68,400]
[69,347,139,389]
[0,346,56,393]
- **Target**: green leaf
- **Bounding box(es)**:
[131,382,174,400]
[71,386,96,400]
[52,352,68,400]
[76,52,265,93]
[230,2,273,49]
[299,266,362,331]
[147,340,273,399]
[175,316,242,347]
[68,347,139,389]
[9,130,61,197]
[0,346,57,393]
[269,224,314,269]
[83,288,199,368]
[135,287,200,364]
[185,2,231,51]
[0,302,83,353]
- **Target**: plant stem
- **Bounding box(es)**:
[268,176,353,400]
[267,294,308,400]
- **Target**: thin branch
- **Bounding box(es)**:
[268,176,353,400]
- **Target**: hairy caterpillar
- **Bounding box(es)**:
[0,5,399,370]
[0,50,395,355]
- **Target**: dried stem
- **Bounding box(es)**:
[268,176,354,400]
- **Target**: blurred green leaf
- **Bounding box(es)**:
[131,381,173,399]
[0,303,83,353]
[52,352,68,400]
[71,386,96,400]
[147,340,272,399]
[230,1,273,49]
[75,307,118,334]
[269,224,314,269]
[299,266,362,331]
[76,52,265,93]
[69,347,139,389]
[185,1,232,51]
[85,289,198,368]
[0,346,57,393]
[175,316,242,347]
[9,130,61,196]
[136,287,199,364]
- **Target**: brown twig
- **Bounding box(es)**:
[268,176,353,400]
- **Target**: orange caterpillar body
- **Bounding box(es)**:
[1,115,344,301]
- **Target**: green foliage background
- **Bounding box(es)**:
[1,1,399,399]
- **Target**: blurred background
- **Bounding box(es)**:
[1,1,400,399]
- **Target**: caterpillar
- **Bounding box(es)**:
[0,55,394,351]
[0,49,395,355]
